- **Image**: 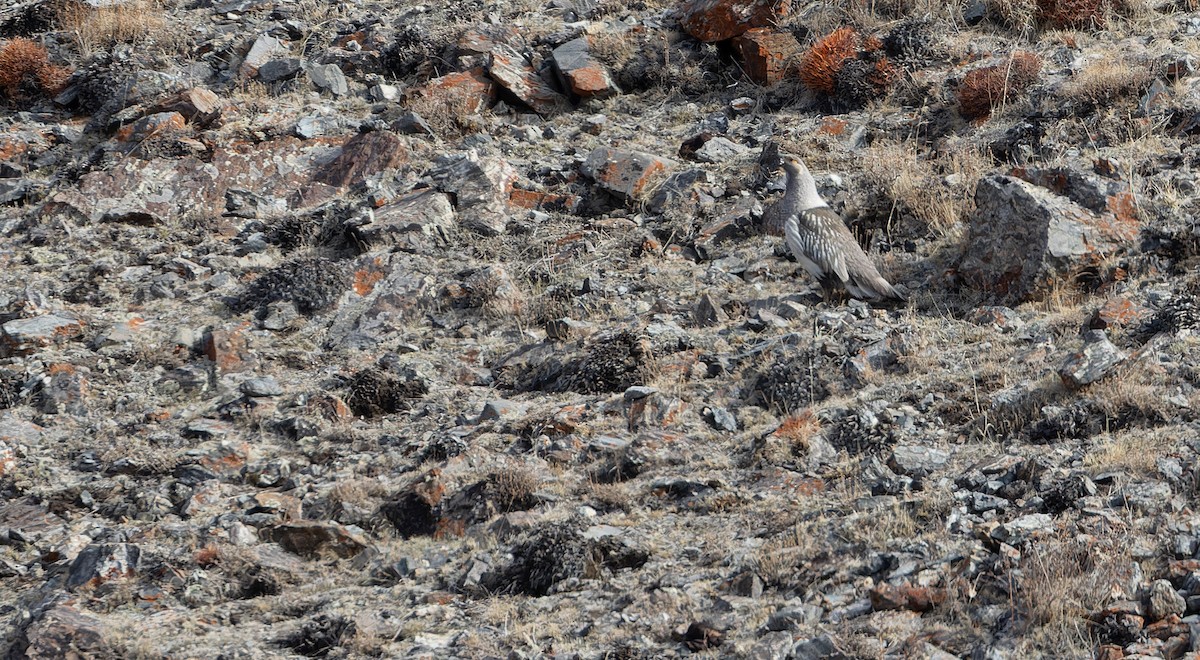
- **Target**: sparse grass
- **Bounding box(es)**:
[858,140,989,236]
[56,0,167,57]
[1012,534,1132,655]
[1083,428,1162,474]
[1059,58,1153,107]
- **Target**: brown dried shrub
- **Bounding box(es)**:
[0,38,71,99]
[1036,0,1108,29]
[957,51,1041,120]
[799,27,860,94]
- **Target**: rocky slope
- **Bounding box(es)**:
[2,0,1200,657]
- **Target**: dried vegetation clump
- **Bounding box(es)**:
[0,38,72,100]
[799,27,897,109]
[1059,58,1153,107]
[55,0,167,55]
[957,51,1042,119]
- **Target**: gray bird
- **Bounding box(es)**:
[764,155,904,303]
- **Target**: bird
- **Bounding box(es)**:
[763,155,905,303]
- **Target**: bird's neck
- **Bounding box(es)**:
[786,171,828,210]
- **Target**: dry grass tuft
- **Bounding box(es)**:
[957,51,1042,120]
[1059,58,1152,106]
[0,38,72,99]
[775,409,821,449]
[858,141,989,236]
[56,0,166,56]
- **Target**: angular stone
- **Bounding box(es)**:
[582,147,677,201]
[1059,330,1126,388]
[240,376,283,397]
[678,0,788,42]
[959,174,1139,303]
[326,253,436,349]
[267,521,369,558]
[314,130,408,188]
[429,151,517,235]
[552,37,619,99]
[412,68,497,115]
[889,445,950,477]
[508,187,580,213]
[149,87,224,124]
[1,313,84,356]
[991,513,1054,542]
[732,28,801,85]
[115,111,186,143]
[353,189,455,248]
[20,605,107,660]
[1146,579,1186,621]
[479,399,523,421]
[307,62,348,96]
[66,543,140,590]
[240,34,287,76]
[968,305,1025,333]
[488,45,570,115]
[203,324,253,373]
[648,168,714,214]
[693,136,750,163]
[258,57,304,82]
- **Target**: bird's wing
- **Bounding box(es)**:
[790,208,849,283]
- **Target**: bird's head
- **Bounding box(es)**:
[781,155,811,179]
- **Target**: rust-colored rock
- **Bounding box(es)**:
[0,313,84,356]
[732,28,801,85]
[869,583,947,612]
[678,0,788,42]
[413,68,497,115]
[267,521,369,558]
[552,37,619,99]
[1089,297,1150,330]
[115,111,186,142]
[509,187,580,212]
[314,130,409,187]
[582,147,677,200]
[20,605,107,660]
[488,45,570,115]
[203,324,252,373]
[149,87,224,124]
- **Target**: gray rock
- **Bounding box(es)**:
[704,406,737,432]
[428,150,517,235]
[241,35,286,75]
[991,513,1053,543]
[764,605,822,631]
[1146,579,1186,621]
[295,114,343,139]
[551,37,618,99]
[66,543,140,590]
[970,492,1009,513]
[623,385,657,401]
[694,137,749,163]
[792,634,840,660]
[1059,330,1126,388]
[389,110,434,135]
[959,175,1137,303]
[257,57,303,82]
[307,63,348,96]
[748,631,793,660]
[889,445,950,477]
[369,83,400,101]
[240,376,283,397]
[0,179,29,204]
[352,189,456,248]
[730,571,763,598]
[648,168,713,215]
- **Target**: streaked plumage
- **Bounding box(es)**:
[764,156,904,303]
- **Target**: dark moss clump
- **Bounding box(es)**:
[344,365,427,418]
[234,257,350,316]
[747,349,832,414]
[557,330,649,394]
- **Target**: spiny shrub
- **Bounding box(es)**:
[0,38,71,100]
[1036,0,1109,29]
[799,28,896,108]
[957,51,1041,120]
[798,27,859,95]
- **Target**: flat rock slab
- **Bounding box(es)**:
[678,0,788,42]
[582,147,677,200]
[1060,329,1126,387]
[488,45,570,116]
[959,174,1139,303]
[1,313,84,356]
[428,151,516,235]
[315,130,409,187]
[66,543,140,590]
[551,37,618,99]
[412,68,497,115]
[353,189,455,249]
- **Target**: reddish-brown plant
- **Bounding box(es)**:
[0,38,71,99]
[799,27,860,95]
[1037,0,1108,29]
[957,51,1042,120]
